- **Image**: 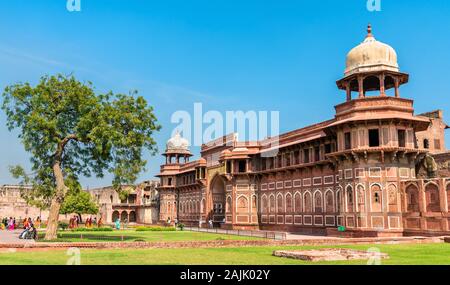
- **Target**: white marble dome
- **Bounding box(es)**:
[166,131,189,152]
[345,25,399,76]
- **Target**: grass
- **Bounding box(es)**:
[37,230,262,243]
[1,243,450,265]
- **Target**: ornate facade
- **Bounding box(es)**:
[157,25,450,237]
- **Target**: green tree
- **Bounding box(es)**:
[2,74,161,240]
[60,191,99,223]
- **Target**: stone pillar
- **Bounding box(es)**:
[345,82,351,101]
[358,76,364,98]
[379,73,386,96]
[394,77,400,98]
[418,180,427,230]
[439,178,446,212]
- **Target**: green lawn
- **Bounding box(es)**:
[1,243,450,265]
[38,230,261,243]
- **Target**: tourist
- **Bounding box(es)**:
[35,216,41,229]
[97,217,103,228]
[8,217,14,230]
[115,218,121,230]
[93,217,97,226]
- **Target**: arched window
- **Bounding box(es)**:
[425,183,440,212]
[277,194,284,214]
[261,195,268,213]
[237,196,249,211]
[294,193,302,213]
[269,195,275,213]
[285,193,293,213]
[346,185,354,212]
[406,185,419,212]
[325,191,334,212]
[371,184,382,212]
[314,191,323,213]
[357,185,365,212]
[388,184,398,211]
[303,192,312,213]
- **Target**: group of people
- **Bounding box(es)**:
[85,216,99,228]
[69,215,103,229]
[1,216,41,231]
[1,217,16,230]
[19,217,37,240]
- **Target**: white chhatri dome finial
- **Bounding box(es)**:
[344,24,399,76]
[166,130,190,152]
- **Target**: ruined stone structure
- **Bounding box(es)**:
[157,25,450,237]
[90,180,160,224]
[0,180,160,224]
[0,185,46,220]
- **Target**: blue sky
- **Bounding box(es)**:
[0,0,449,188]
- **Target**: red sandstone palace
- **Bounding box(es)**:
[156,25,450,237]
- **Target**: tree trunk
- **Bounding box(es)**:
[44,159,67,240]
[44,196,62,240]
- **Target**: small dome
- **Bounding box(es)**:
[345,25,399,76]
[166,131,189,152]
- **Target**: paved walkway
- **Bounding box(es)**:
[0,229,35,244]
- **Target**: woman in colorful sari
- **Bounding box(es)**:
[8,217,14,231]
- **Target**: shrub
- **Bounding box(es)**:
[70,227,113,232]
[58,222,69,231]
[135,226,176,232]
[177,223,185,231]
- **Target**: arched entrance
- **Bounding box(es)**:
[120,211,129,222]
[112,210,120,222]
[209,175,226,225]
[129,211,136,223]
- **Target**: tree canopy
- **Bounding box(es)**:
[60,191,99,219]
[2,74,161,239]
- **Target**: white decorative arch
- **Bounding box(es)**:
[276,192,284,213]
[303,190,312,212]
[251,194,258,210]
[236,194,250,212]
[260,194,268,213]
[293,191,302,213]
[369,183,384,211]
[285,192,293,212]
[313,189,323,212]
[324,188,334,212]
[269,193,276,213]
[424,181,439,189]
